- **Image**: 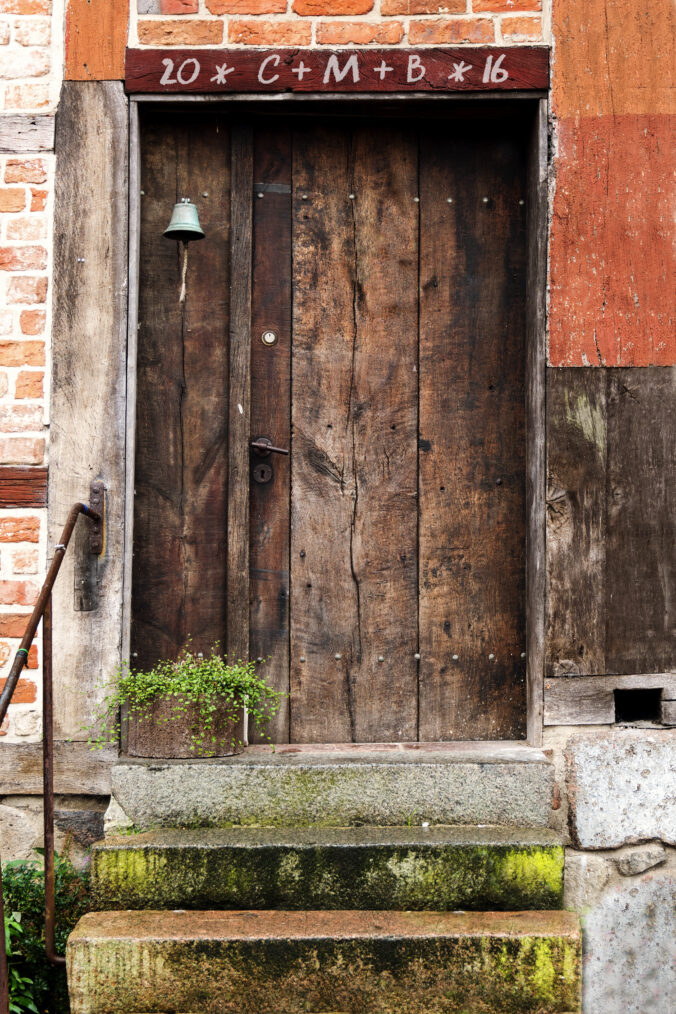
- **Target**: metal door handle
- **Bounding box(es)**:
[251,438,289,456]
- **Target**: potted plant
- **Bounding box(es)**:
[88,646,282,759]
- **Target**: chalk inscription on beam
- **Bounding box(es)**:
[125,48,549,94]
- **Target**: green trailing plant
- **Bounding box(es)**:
[2,851,90,1014]
[87,645,283,753]
[4,911,39,1014]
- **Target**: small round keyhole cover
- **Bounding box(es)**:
[253,462,273,484]
[261,330,278,346]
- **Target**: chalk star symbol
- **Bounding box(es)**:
[211,63,235,85]
[448,60,473,83]
[374,60,394,80]
[292,61,312,80]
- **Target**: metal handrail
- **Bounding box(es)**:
[0,501,102,1014]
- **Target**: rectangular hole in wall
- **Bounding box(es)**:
[614,688,662,724]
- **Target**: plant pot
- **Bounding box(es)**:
[125,695,246,759]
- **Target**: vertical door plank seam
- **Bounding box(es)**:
[227,125,254,667]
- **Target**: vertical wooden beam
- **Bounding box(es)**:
[49,82,128,741]
[122,100,141,671]
[525,98,548,746]
[227,126,253,668]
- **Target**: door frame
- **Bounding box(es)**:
[123,93,548,747]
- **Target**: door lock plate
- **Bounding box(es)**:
[253,462,273,484]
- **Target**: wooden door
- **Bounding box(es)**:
[133,110,528,745]
[249,115,528,743]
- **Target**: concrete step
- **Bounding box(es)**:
[91,826,564,912]
[67,909,581,1014]
[109,742,555,829]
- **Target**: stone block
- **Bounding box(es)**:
[614,843,667,877]
[566,731,676,848]
[67,909,582,1014]
[0,801,39,859]
[583,873,675,1014]
[111,745,555,829]
[91,826,565,912]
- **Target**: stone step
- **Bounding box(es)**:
[67,909,581,1014]
[109,742,554,829]
[91,826,564,912]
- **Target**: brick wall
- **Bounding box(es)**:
[0,0,61,740]
[131,0,548,48]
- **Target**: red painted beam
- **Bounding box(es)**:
[125,47,549,94]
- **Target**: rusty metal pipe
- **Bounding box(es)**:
[42,596,64,967]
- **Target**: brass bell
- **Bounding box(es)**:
[163,198,205,242]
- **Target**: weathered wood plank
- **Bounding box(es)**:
[0,742,116,796]
[0,467,47,507]
[544,672,676,726]
[418,122,528,741]
[0,115,54,153]
[345,124,419,741]
[545,369,608,676]
[49,82,128,741]
[226,126,253,668]
[605,367,676,673]
[126,48,550,94]
[290,124,419,742]
[249,124,292,742]
[132,113,230,670]
[525,99,547,746]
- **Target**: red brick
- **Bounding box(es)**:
[6,217,46,241]
[161,0,199,11]
[0,189,25,213]
[501,15,542,39]
[13,17,51,45]
[207,0,285,10]
[473,0,541,10]
[4,160,47,185]
[6,276,48,304]
[408,17,495,44]
[12,548,38,574]
[137,19,224,45]
[0,517,40,543]
[382,0,464,13]
[0,341,45,366]
[293,0,373,12]
[317,21,405,44]
[0,404,43,432]
[25,644,38,667]
[0,246,47,271]
[0,716,8,735]
[228,19,312,44]
[5,84,50,110]
[30,189,47,212]
[0,677,37,703]
[19,309,45,335]
[15,371,44,399]
[0,581,39,606]
[0,437,44,465]
[0,1,50,11]
[0,642,9,666]
[0,613,32,636]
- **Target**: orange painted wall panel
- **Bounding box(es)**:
[552,0,675,118]
[549,115,674,367]
[65,0,128,80]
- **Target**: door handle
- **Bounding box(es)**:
[251,437,289,457]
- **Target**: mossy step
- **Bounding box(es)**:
[111,744,554,828]
[67,909,581,1014]
[91,826,564,912]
